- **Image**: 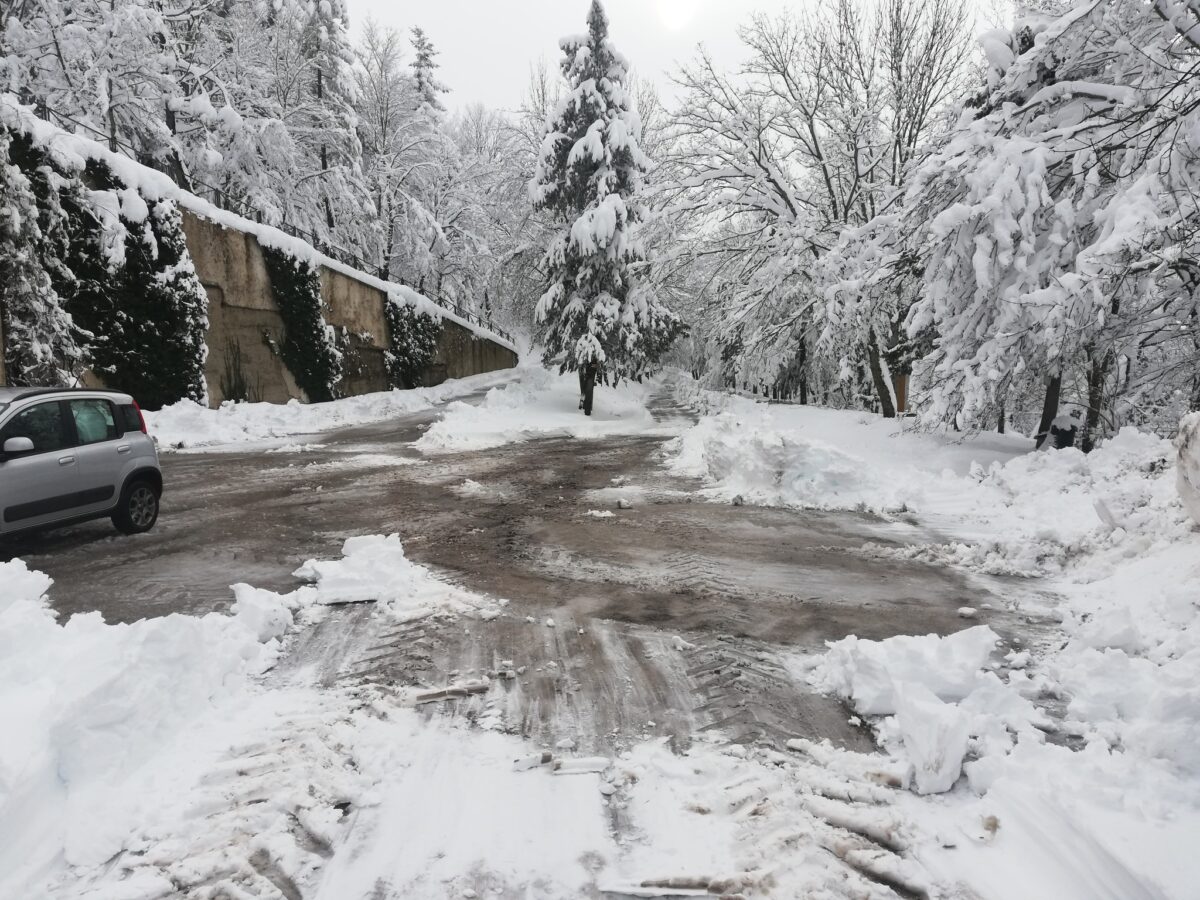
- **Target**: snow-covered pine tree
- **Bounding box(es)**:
[410,28,448,113]
[531,0,682,415]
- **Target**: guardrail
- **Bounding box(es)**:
[24,101,519,347]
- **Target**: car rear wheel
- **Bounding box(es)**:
[112,480,159,535]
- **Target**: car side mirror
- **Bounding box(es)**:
[1,436,35,460]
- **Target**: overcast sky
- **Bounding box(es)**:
[346,0,804,112]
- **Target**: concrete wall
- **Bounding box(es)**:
[424,321,519,386]
[182,212,301,405]
[181,211,516,407]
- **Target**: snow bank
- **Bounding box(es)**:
[0,560,277,894]
[1178,412,1200,525]
[668,377,1189,577]
[667,409,905,510]
[0,533,496,897]
[145,370,514,450]
[665,376,1030,515]
[415,363,666,452]
[804,626,1051,796]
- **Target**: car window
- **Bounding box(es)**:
[69,399,119,445]
[0,401,69,453]
[117,404,141,434]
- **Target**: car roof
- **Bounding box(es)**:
[0,386,135,405]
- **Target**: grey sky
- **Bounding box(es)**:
[346,0,806,112]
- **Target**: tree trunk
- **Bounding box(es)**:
[866,331,896,419]
[1035,371,1062,449]
[579,365,596,417]
[797,340,808,405]
[1081,349,1113,453]
[997,404,1006,434]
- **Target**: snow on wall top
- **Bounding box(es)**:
[0,95,517,355]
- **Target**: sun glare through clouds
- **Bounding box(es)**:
[656,0,701,32]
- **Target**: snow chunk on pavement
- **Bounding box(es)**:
[894,683,971,794]
[810,625,1001,715]
[291,534,497,622]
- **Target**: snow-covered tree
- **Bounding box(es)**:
[660,0,973,410]
[531,0,682,411]
[2,0,379,257]
[896,0,1200,445]
[0,130,84,386]
[410,27,448,113]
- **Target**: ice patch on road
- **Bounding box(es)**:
[416,364,669,453]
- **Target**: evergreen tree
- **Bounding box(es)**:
[65,161,209,409]
[531,0,682,414]
[410,27,448,113]
[0,130,85,386]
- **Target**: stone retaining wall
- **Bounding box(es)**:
[181,211,517,406]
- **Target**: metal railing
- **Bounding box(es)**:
[23,101,518,346]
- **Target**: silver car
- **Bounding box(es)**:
[0,388,162,537]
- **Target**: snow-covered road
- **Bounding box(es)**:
[3,370,1193,899]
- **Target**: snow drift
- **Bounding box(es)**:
[145,370,515,450]
[415,363,662,452]
[0,560,278,893]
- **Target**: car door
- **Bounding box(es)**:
[0,400,86,532]
[66,398,125,518]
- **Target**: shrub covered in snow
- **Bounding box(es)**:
[0,123,208,405]
[261,244,343,403]
[67,168,208,409]
[0,129,86,385]
[383,295,443,389]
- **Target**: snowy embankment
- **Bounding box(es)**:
[668,376,1199,899]
[0,539,500,898]
[415,361,665,452]
[144,370,516,451]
